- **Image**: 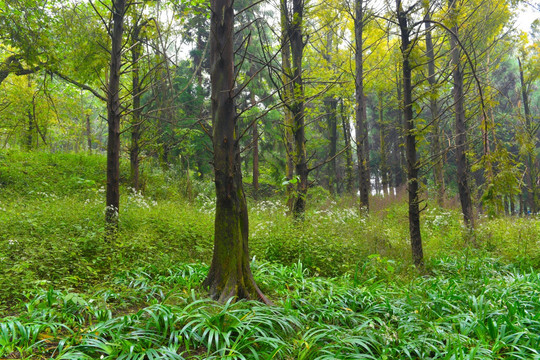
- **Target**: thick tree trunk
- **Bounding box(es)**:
[203,0,269,304]
[397,3,424,269]
[518,57,538,214]
[425,10,445,207]
[105,0,125,236]
[130,20,142,191]
[289,0,308,217]
[341,100,354,194]
[449,0,474,229]
[355,0,370,210]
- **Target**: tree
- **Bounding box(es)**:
[105,0,127,235]
[449,0,475,229]
[202,0,269,303]
[355,0,371,210]
[396,0,424,269]
[424,2,445,206]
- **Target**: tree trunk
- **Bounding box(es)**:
[397,2,424,269]
[289,0,308,217]
[86,114,92,153]
[325,97,338,194]
[281,0,295,211]
[105,0,125,236]
[355,0,370,210]
[379,92,389,196]
[449,0,475,229]
[341,99,354,194]
[425,9,445,207]
[252,92,259,196]
[518,57,538,214]
[130,19,142,191]
[203,0,269,304]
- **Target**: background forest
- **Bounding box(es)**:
[1,0,540,358]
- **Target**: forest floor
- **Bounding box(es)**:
[1,150,540,359]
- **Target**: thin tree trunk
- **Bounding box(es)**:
[341,99,354,194]
[281,0,295,211]
[203,0,269,304]
[355,0,370,210]
[379,92,389,196]
[105,0,126,236]
[26,78,33,150]
[290,0,308,217]
[130,19,142,191]
[518,57,538,214]
[397,2,424,269]
[449,0,475,229]
[86,114,92,153]
[251,92,259,196]
[325,98,338,194]
[425,9,445,206]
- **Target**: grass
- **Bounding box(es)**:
[1,150,540,358]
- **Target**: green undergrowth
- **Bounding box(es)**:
[2,257,540,359]
[2,150,540,358]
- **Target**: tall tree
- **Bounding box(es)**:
[424,4,445,206]
[449,0,475,229]
[289,0,308,217]
[355,0,370,210]
[397,0,424,269]
[518,57,538,214]
[202,0,269,303]
[105,0,127,235]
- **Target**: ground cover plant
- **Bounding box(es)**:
[1,151,540,359]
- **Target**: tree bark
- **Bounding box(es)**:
[355,0,370,210]
[449,0,475,228]
[203,0,269,304]
[289,0,308,217]
[341,99,355,194]
[425,9,445,207]
[251,92,259,196]
[325,98,338,193]
[379,91,389,196]
[518,57,538,214]
[397,2,424,269]
[105,0,125,236]
[130,18,142,191]
[281,0,295,211]
[86,114,92,153]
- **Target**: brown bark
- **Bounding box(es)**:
[281,0,295,211]
[449,0,475,228]
[393,70,405,189]
[203,0,269,304]
[397,2,424,269]
[251,92,259,195]
[289,0,308,217]
[105,0,126,236]
[518,57,538,214]
[425,9,445,206]
[355,0,370,210]
[130,19,142,191]
[379,92,389,196]
[86,114,92,153]
[325,98,338,193]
